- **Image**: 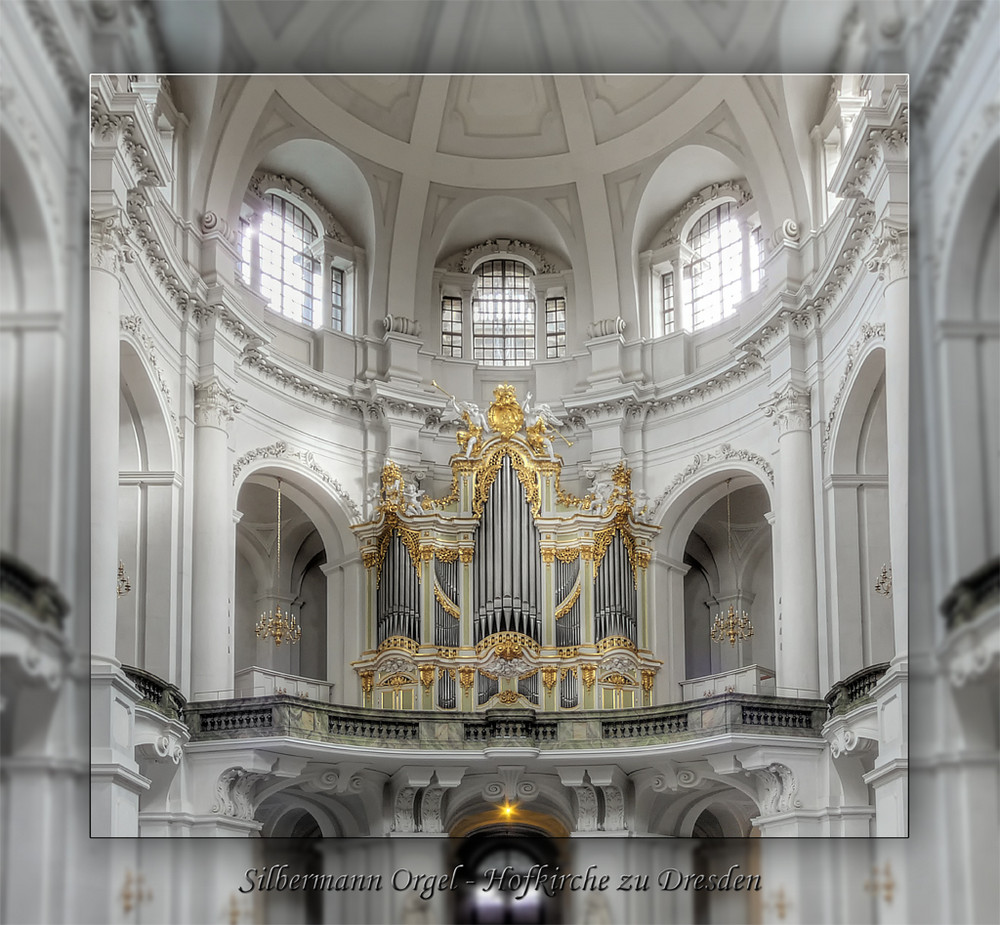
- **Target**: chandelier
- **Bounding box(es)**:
[255,478,301,646]
[710,479,754,647]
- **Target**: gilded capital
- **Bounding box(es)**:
[194,377,245,430]
[762,383,811,434]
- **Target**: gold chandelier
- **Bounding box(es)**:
[710,479,753,647]
[255,478,301,646]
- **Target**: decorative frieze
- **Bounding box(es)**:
[655,179,753,248]
[249,170,350,243]
[212,767,266,820]
[119,314,182,440]
[451,238,558,274]
[648,443,774,517]
[821,321,886,453]
[26,1,87,108]
[865,219,908,282]
[231,440,361,521]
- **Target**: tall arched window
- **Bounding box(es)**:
[687,201,742,330]
[259,193,321,327]
[472,259,535,366]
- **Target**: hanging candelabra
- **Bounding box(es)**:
[710,479,754,647]
[255,478,302,646]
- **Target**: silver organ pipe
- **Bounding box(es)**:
[554,557,581,647]
[437,669,456,709]
[477,671,498,705]
[473,457,542,643]
[433,557,460,647]
[376,532,420,646]
[518,672,539,704]
[594,533,637,645]
[560,670,579,708]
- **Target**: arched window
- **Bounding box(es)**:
[259,193,321,327]
[472,259,535,366]
[687,201,742,330]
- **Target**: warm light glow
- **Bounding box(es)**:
[502,803,514,817]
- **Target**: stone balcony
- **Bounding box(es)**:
[183,692,827,753]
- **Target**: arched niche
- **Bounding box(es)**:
[234,462,358,701]
[827,347,893,678]
[652,465,775,697]
[939,141,1000,580]
[117,340,181,681]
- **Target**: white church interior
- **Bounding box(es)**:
[1,2,997,924]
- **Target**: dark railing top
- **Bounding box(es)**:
[940,557,999,632]
[0,554,69,630]
[122,665,187,721]
[824,662,890,716]
[184,692,827,750]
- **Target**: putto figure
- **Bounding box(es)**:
[434,381,487,457]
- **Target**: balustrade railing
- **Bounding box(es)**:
[824,662,890,716]
[123,665,187,720]
[184,692,826,748]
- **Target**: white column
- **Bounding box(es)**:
[190,378,242,699]
[650,556,688,703]
[90,211,130,665]
[764,384,820,696]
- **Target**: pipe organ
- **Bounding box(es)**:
[354,384,661,712]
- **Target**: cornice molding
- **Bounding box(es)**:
[24,0,87,109]
[911,0,986,124]
[445,238,560,274]
[90,80,170,188]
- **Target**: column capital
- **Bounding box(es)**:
[762,383,811,434]
[90,208,134,274]
[865,218,908,283]
[194,377,245,430]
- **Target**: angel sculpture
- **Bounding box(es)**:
[522,392,571,460]
[401,481,426,516]
[433,381,488,458]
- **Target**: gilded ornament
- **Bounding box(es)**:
[419,666,435,689]
[434,547,460,563]
[554,584,581,619]
[602,672,632,688]
[581,665,596,690]
[597,635,637,654]
[459,547,474,564]
[540,548,556,565]
[382,673,415,688]
[477,631,539,661]
[378,636,419,654]
[555,547,581,563]
[541,667,558,691]
[438,647,459,659]
[486,384,524,439]
[434,585,460,618]
[359,670,374,694]
[497,690,519,705]
[458,666,475,691]
[641,670,656,692]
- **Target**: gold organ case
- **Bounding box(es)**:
[352,385,662,712]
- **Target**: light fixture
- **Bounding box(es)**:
[116,561,131,598]
[710,479,754,647]
[255,478,302,646]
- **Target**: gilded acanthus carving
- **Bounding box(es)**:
[762,384,811,434]
[194,378,245,430]
[231,440,361,521]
